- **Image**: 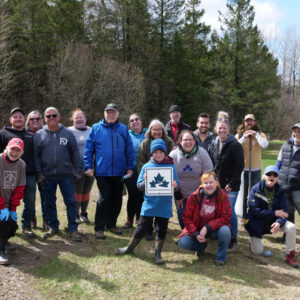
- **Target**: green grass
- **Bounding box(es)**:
[8,140,300,300]
[262,140,284,170]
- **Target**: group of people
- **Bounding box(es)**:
[0,104,299,269]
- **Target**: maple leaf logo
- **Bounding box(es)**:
[150,173,169,188]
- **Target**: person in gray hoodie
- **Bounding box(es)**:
[169,130,213,228]
[34,107,82,242]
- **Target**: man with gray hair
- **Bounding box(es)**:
[34,107,82,242]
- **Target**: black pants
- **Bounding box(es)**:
[133,216,169,240]
[0,218,18,251]
[124,169,143,222]
[94,176,123,231]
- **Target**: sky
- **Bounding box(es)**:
[200,0,300,41]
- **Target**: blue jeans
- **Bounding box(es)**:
[44,176,78,233]
[227,191,238,238]
[178,225,231,262]
[37,184,48,220]
[175,198,187,229]
[21,175,36,229]
[243,170,261,218]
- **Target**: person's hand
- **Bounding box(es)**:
[172,180,178,189]
[176,199,184,208]
[37,173,48,187]
[127,170,133,177]
[275,209,288,218]
[270,222,281,234]
[85,169,94,177]
[0,208,9,221]
[243,130,256,137]
[9,211,18,222]
[225,184,232,193]
[73,170,83,182]
[197,226,207,243]
[143,174,147,181]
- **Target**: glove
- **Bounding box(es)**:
[37,173,48,187]
[9,211,18,222]
[0,208,9,221]
[73,170,83,182]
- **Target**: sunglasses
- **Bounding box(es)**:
[29,117,41,121]
[266,172,278,177]
[129,117,140,123]
[46,114,58,118]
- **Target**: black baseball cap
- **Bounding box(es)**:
[169,105,181,113]
[10,107,25,116]
[104,103,119,112]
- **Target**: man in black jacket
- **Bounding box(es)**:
[34,107,82,242]
[0,108,36,238]
[165,105,191,145]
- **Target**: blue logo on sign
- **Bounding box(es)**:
[150,173,169,188]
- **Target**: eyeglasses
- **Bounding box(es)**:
[151,128,162,132]
[182,139,194,142]
[266,172,278,177]
[46,114,58,119]
[29,117,41,122]
[129,117,140,123]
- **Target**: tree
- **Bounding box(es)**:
[211,0,280,126]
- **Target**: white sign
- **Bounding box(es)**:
[145,167,173,196]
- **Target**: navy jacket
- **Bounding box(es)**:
[34,125,82,178]
[84,119,134,176]
[245,180,288,238]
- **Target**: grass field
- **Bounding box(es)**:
[3,140,300,300]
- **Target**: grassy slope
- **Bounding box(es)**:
[11,140,300,300]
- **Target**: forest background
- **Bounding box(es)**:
[0,0,299,138]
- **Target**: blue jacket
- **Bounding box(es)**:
[245,180,288,238]
[137,159,179,218]
[33,125,82,178]
[129,128,146,169]
[84,119,134,176]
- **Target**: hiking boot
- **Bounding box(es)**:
[95,231,106,240]
[43,228,59,239]
[155,239,165,264]
[116,238,140,255]
[0,251,10,265]
[80,213,89,223]
[227,237,238,252]
[108,227,122,235]
[22,228,36,238]
[215,260,225,266]
[70,231,82,242]
[286,251,299,268]
[42,219,49,231]
[145,233,154,241]
[122,220,133,229]
[31,218,37,229]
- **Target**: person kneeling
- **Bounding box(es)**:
[245,165,298,268]
[116,139,179,264]
[0,138,26,265]
[177,172,232,266]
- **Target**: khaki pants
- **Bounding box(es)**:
[249,221,296,254]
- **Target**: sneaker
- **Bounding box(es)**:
[286,251,299,268]
[145,233,154,241]
[215,260,225,266]
[80,214,89,223]
[122,220,133,229]
[95,231,106,240]
[70,231,82,242]
[108,227,122,235]
[43,228,59,239]
[0,251,10,265]
[227,237,238,252]
[22,228,36,238]
[75,215,82,224]
[31,218,37,229]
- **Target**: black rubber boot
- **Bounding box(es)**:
[155,239,165,264]
[116,238,140,255]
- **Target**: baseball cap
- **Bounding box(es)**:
[244,114,256,121]
[10,107,25,117]
[7,138,24,151]
[169,105,181,113]
[264,165,279,175]
[104,103,119,112]
[291,123,300,130]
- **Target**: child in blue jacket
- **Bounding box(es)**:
[116,139,179,264]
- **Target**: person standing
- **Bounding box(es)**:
[123,113,146,228]
[0,138,26,265]
[0,108,36,238]
[236,114,269,219]
[194,113,214,152]
[69,109,94,224]
[84,103,134,240]
[165,105,191,145]
[34,107,82,242]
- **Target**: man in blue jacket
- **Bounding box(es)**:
[84,103,134,240]
[34,107,82,242]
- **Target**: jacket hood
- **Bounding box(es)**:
[257,180,280,195]
[150,156,174,165]
[4,126,26,133]
[129,128,147,136]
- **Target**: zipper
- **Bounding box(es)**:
[111,127,114,176]
[117,135,119,149]
[54,133,57,175]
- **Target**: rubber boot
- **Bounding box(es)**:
[155,239,165,264]
[116,238,140,255]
